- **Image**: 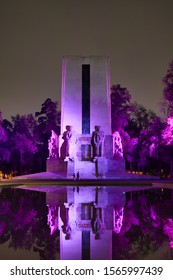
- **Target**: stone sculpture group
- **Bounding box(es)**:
[48,126,124,163]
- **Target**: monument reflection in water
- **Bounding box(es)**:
[0,185,173,260]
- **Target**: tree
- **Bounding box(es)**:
[161,115,173,178]
[160,60,173,116]
[126,103,157,138]
[35,98,61,171]
[136,117,166,175]
[12,133,38,174]
[111,84,134,133]
[124,137,138,172]
[0,112,6,142]
[11,114,37,141]
[35,98,60,136]
[9,114,38,174]
[0,112,10,173]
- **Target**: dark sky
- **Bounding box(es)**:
[1,0,173,120]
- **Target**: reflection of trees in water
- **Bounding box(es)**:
[112,189,173,259]
[0,188,59,260]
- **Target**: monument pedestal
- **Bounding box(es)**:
[46,158,67,173]
[67,160,75,177]
[96,157,107,178]
[107,158,125,172]
[74,160,95,178]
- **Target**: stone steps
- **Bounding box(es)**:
[74,161,96,178]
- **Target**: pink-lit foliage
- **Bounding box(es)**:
[161,118,173,176]
[162,116,173,145]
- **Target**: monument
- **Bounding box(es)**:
[47,56,125,177]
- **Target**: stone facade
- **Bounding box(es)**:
[61,56,111,135]
[46,56,125,177]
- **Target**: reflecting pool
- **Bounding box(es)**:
[0,185,173,260]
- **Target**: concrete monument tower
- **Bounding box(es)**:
[47,56,125,177]
[61,56,111,135]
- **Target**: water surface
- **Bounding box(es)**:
[0,185,173,260]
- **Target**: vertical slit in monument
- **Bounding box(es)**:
[82,231,90,260]
[82,64,90,134]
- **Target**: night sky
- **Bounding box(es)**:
[1,0,173,120]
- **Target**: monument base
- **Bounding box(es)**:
[67,160,75,177]
[46,158,67,173]
[46,157,125,178]
[107,158,125,172]
[96,157,107,178]
[74,160,95,178]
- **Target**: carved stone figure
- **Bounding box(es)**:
[61,125,72,160]
[91,126,104,159]
[61,125,78,161]
[113,131,123,159]
[48,130,59,159]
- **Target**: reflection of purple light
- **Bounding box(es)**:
[163,218,173,248]
[0,221,6,236]
[170,240,173,249]
[162,116,173,145]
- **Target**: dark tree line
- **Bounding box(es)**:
[0,98,60,176]
[111,60,173,177]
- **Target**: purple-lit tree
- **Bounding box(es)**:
[123,134,138,172]
[160,60,173,116]
[0,99,61,175]
[12,114,37,140]
[9,114,38,174]
[12,133,38,174]
[0,112,6,142]
[35,98,60,136]
[126,103,156,138]
[111,84,134,133]
[0,112,10,174]
[123,102,163,174]
[161,116,173,178]
[35,98,60,170]
[136,116,166,175]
